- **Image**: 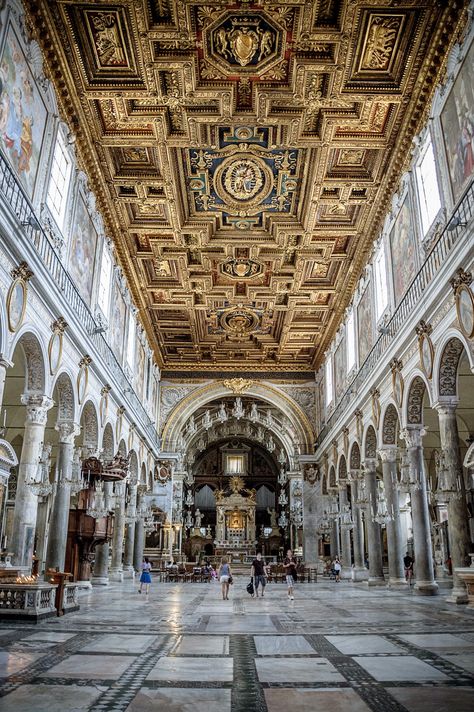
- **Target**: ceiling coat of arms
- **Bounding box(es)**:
[211,16,277,68]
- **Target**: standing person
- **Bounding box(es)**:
[404,552,414,585]
[218,557,232,600]
[333,556,342,582]
[283,549,297,600]
[139,557,152,595]
[251,552,267,598]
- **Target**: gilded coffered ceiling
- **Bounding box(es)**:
[28,0,465,372]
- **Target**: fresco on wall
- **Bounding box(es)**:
[135,342,145,398]
[334,339,346,401]
[109,279,126,358]
[357,284,374,365]
[69,195,98,304]
[0,25,48,197]
[441,38,474,204]
[389,195,417,305]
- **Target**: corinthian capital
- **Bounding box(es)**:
[400,426,426,449]
[56,421,81,444]
[21,394,54,425]
[378,446,398,463]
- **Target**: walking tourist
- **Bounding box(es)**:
[283,549,297,600]
[138,557,152,595]
[218,557,232,600]
[251,552,267,597]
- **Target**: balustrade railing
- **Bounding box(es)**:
[316,178,474,449]
[0,150,159,452]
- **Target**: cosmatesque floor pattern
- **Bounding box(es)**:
[1,578,474,711]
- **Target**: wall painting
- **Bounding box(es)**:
[69,195,98,305]
[357,284,374,365]
[389,195,417,305]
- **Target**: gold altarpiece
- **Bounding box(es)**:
[215,476,257,549]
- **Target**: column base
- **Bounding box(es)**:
[91,576,109,586]
[76,580,93,590]
[388,577,409,589]
[123,565,136,579]
[352,567,369,582]
[414,580,439,596]
[109,568,124,582]
[445,585,469,605]
[367,576,385,586]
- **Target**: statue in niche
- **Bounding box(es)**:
[278,511,288,528]
[185,510,194,529]
[194,508,203,528]
[278,491,288,506]
[38,443,52,482]
[250,402,258,421]
[187,415,196,435]
[267,507,277,528]
[267,435,275,452]
[257,425,265,441]
[265,411,274,428]
[278,468,287,485]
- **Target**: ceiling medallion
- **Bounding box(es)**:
[220,258,263,280]
[208,304,271,342]
[208,13,282,73]
[214,155,273,211]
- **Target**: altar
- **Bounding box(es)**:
[214,476,257,552]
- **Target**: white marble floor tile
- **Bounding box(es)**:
[256,657,344,683]
[387,687,474,712]
[254,636,315,655]
[174,635,229,655]
[24,632,77,643]
[326,634,403,654]
[0,684,104,712]
[125,687,232,711]
[397,633,474,651]
[146,656,234,682]
[264,688,372,712]
[207,614,277,633]
[438,652,474,674]
[353,655,449,681]
[46,654,136,679]
[0,651,44,676]
[79,633,157,653]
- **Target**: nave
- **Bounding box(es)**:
[0,579,474,712]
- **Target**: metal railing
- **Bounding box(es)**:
[0,150,160,452]
[316,177,474,449]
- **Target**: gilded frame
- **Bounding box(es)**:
[6,277,27,333]
[77,363,89,405]
[48,330,63,376]
[418,332,434,380]
[455,284,474,339]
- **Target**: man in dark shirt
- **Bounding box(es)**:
[283,549,297,600]
[403,552,414,584]
[251,552,267,598]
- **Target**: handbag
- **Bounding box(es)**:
[228,575,233,585]
[246,579,254,595]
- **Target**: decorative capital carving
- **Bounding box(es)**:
[222,377,253,394]
[450,267,472,292]
[51,317,68,333]
[389,358,402,373]
[400,426,426,449]
[378,446,398,463]
[362,457,377,472]
[55,420,80,444]
[433,399,458,416]
[79,355,92,368]
[21,394,54,425]
[415,319,432,337]
[101,384,111,396]
[11,261,33,281]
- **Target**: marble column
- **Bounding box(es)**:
[378,447,406,587]
[110,481,126,581]
[123,484,137,578]
[11,394,53,569]
[0,357,12,411]
[363,458,385,585]
[34,496,51,573]
[92,542,110,586]
[350,472,368,581]
[133,486,146,571]
[401,426,438,595]
[45,421,79,573]
[330,517,340,558]
[91,482,114,585]
[338,484,353,576]
[435,401,471,603]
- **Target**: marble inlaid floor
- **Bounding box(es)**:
[0,577,474,711]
